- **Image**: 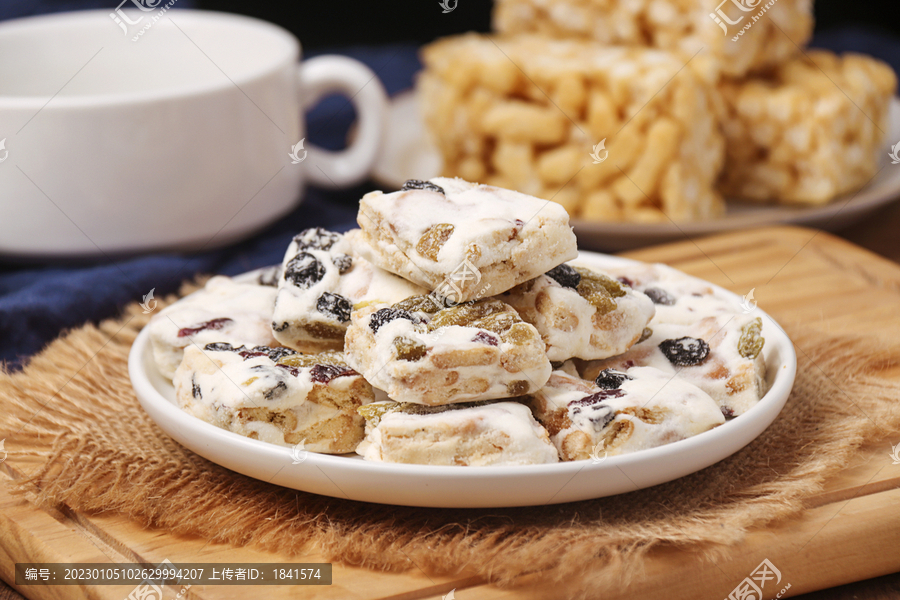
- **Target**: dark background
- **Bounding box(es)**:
[1,0,898,45]
[194,0,900,49]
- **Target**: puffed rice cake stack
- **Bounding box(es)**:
[492,0,814,81]
[419,34,725,223]
[716,50,897,205]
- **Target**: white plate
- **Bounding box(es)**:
[128,253,797,508]
[373,91,900,251]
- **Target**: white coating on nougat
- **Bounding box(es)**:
[343,301,552,405]
[356,177,578,301]
[272,228,426,351]
[580,262,767,416]
[356,401,559,466]
[173,345,370,452]
[148,275,278,380]
[533,367,724,459]
[503,263,655,361]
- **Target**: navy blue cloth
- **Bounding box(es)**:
[2,28,900,369]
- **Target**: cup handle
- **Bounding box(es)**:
[297,55,388,187]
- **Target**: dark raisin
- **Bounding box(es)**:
[617,276,635,288]
[316,292,352,323]
[471,331,499,346]
[264,381,288,400]
[272,321,289,332]
[178,317,234,338]
[333,254,353,274]
[204,342,237,352]
[594,369,632,390]
[309,364,356,383]
[238,349,269,360]
[284,252,326,289]
[722,407,735,419]
[260,346,297,362]
[369,307,415,334]
[568,391,619,431]
[191,376,201,399]
[659,337,710,366]
[292,227,340,251]
[545,264,581,289]
[257,265,280,287]
[401,179,445,194]
[644,287,675,306]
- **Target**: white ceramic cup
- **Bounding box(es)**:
[0,9,388,257]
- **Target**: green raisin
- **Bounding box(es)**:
[738,317,765,359]
[501,322,534,345]
[393,337,427,362]
[358,401,402,427]
[638,327,653,343]
[303,322,345,340]
[427,299,507,331]
[416,223,455,261]
[358,399,493,426]
[278,351,345,368]
[393,294,444,314]
[574,267,625,315]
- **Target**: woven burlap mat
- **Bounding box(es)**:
[2,285,899,595]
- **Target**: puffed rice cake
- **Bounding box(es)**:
[716,50,897,205]
[492,0,813,80]
[418,34,725,222]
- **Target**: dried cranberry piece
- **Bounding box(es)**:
[309,364,357,383]
[333,254,353,274]
[471,331,499,346]
[569,389,625,409]
[545,264,581,289]
[275,363,300,377]
[178,318,234,338]
[401,179,445,194]
[659,337,710,366]
[617,276,635,288]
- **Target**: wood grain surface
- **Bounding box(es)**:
[2,224,900,600]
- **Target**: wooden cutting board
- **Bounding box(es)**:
[3,225,900,600]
